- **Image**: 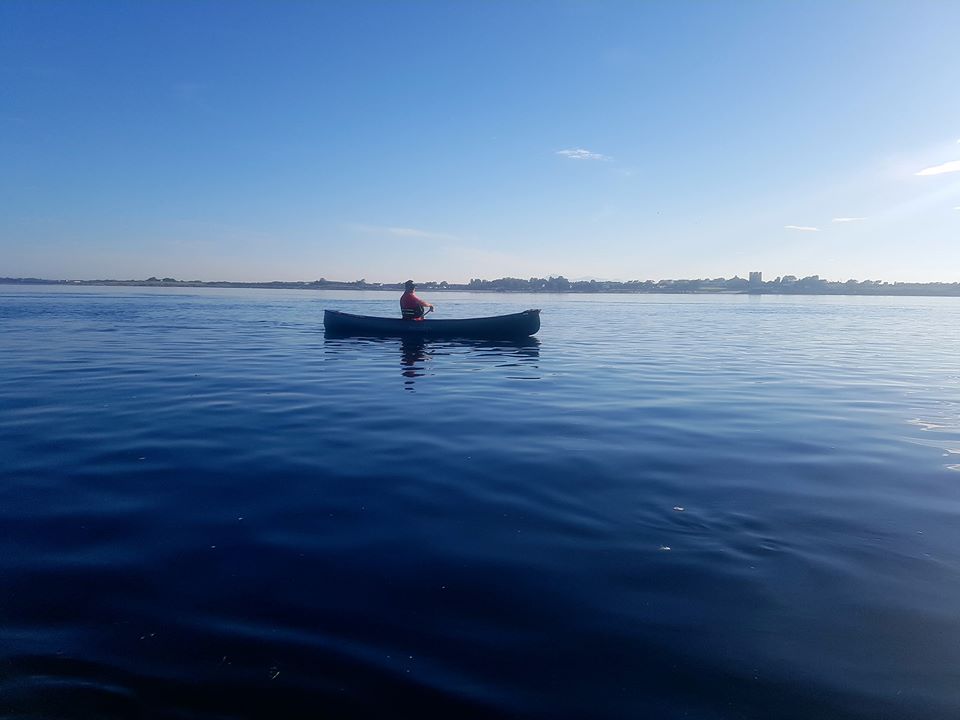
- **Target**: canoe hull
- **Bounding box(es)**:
[324,309,541,339]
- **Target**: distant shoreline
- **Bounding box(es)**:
[3,276,960,297]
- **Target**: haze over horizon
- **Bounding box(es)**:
[3,1,959,284]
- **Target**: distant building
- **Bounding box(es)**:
[749,271,762,284]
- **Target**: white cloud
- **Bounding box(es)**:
[556,148,611,161]
[784,225,820,232]
[832,217,866,223]
[348,223,458,241]
[915,160,960,176]
[384,227,445,239]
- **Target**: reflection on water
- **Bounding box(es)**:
[324,334,541,390]
[400,337,428,387]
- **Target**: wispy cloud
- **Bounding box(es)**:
[915,159,960,176]
[382,226,448,239]
[556,148,612,161]
[832,217,866,223]
[784,225,820,232]
[348,223,458,241]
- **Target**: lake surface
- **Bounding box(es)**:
[2,286,959,719]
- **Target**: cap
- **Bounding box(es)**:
[404,279,416,290]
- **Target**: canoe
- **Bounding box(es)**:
[324,309,540,339]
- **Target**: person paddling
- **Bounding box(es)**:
[400,280,434,320]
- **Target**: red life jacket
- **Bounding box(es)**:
[400,291,425,320]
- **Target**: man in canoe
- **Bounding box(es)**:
[400,280,434,320]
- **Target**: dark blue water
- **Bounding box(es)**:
[2,286,959,719]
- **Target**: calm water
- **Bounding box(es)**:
[2,286,959,719]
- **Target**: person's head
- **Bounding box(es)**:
[404,280,416,291]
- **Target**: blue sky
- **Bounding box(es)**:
[2,1,959,283]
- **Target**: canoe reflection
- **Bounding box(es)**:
[323,333,541,390]
[399,337,540,389]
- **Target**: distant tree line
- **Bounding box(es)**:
[3,275,960,296]
[463,275,960,296]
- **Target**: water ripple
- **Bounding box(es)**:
[2,287,960,718]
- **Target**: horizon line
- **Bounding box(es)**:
[4,273,960,287]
